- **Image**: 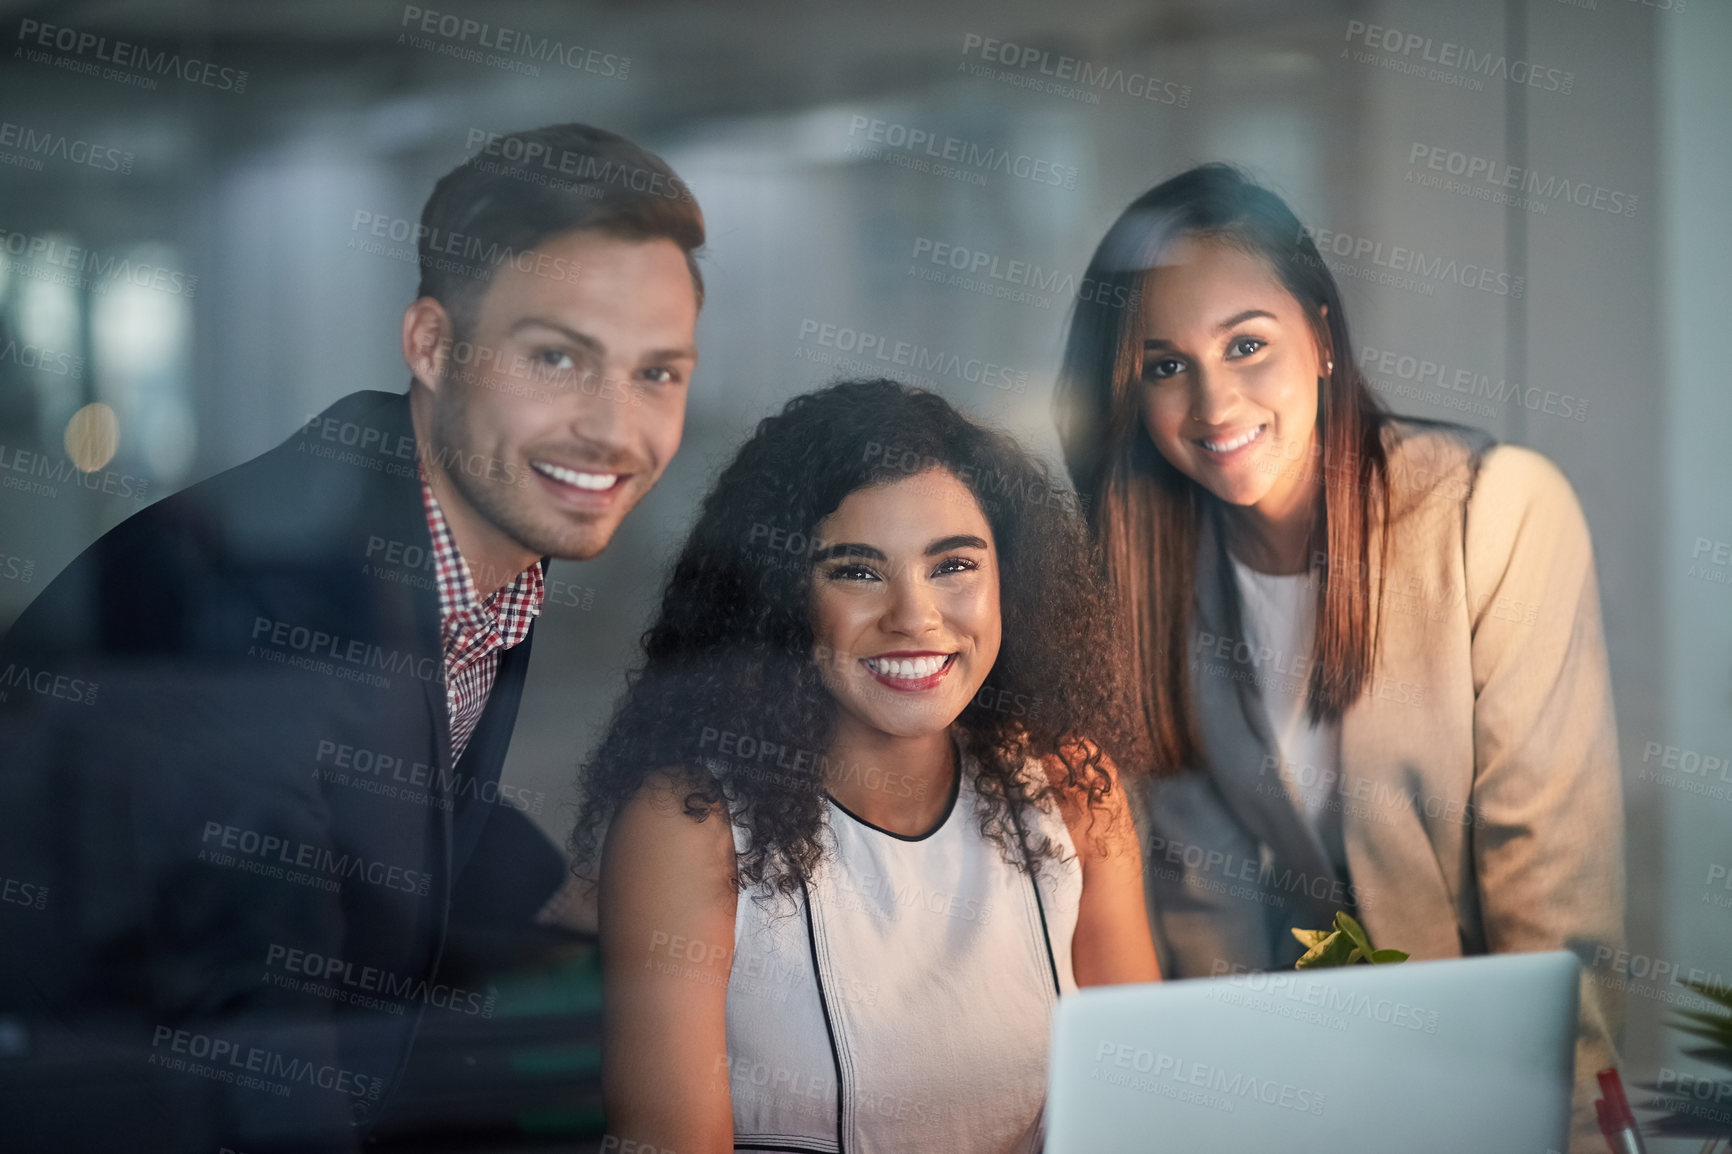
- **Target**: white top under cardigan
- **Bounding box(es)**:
[1228,554,1347,877]
[721,744,1081,1154]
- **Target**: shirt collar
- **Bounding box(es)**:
[417,463,545,630]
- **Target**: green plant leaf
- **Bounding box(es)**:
[1670,1006,1732,1054]
[1672,1008,1732,1035]
[1370,949,1410,964]
[1294,932,1337,968]
[1292,928,1331,950]
[1317,932,1357,967]
[1680,1045,1732,1070]
[1345,947,1365,965]
[1679,978,1732,1013]
[1336,911,1375,956]
[1672,1020,1732,1050]
[1650,981,1732,1135]
[1296,930,1356,969]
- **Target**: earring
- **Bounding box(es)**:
[1326,359,1334,374]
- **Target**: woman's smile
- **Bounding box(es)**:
[860,651,958,691]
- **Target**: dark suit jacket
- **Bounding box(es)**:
[0,389,566,1152]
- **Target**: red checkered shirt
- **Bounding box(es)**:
[419,467,545,764]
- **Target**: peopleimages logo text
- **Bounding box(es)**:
[0,121,133,173]
[1342,20,1573,93]
[909,236,1140,311]
[960,34,1191,107]
[1407,144,1637,217]
[15,18,249,91]
[795,318,1029,394]
[0,229,197,298]
[399,6,629,77]
[1300,225,1525,299]
[249,616,440,682]
[200,821,432,897]
[150,1026,381,1099]
[845,116,1077,189]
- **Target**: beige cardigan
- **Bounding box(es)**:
[1133,419,1625,1152]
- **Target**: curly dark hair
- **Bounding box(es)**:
[569,378,1147,900]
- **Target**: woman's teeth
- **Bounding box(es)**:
[1200,425,1266,453]
[532,460,619,490]
[864,654,951,679]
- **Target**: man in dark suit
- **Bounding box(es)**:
[0,122,704,1152]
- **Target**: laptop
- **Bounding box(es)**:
[1045,950,1580,1154]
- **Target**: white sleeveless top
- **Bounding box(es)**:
[721,745,1082,1153]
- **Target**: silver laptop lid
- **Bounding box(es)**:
[1046,950,1579,1154]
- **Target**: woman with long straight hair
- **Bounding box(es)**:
[574,378,1158,1153]
[1056,164,1623,1147]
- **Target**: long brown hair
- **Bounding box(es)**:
[1056,164,1390,773]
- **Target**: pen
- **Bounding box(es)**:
[1595,1067,1647,1154]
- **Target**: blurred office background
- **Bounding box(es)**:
[0,0,1726,1146]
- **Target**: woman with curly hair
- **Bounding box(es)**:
[571,377,1158,1153]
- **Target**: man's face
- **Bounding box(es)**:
[421,229,698,563]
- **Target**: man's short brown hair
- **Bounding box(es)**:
[414,122,704,334]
